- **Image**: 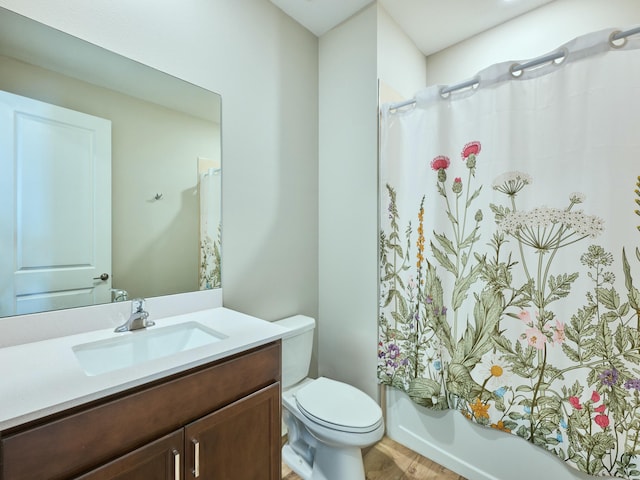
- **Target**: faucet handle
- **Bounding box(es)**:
[131,298,146,313]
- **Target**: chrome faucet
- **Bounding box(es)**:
[114,298,155,332]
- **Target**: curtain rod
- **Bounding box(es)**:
[388,25,640,112]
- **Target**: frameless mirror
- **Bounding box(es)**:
[0,7,222,318]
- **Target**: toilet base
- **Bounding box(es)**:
[282,444,313,479]
[282,442,365,480]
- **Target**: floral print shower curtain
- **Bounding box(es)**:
[199,169,221,289]
[378,28,640,478]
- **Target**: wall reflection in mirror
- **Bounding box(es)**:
[0,7,222,318]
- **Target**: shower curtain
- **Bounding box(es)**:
[199,168,221,289]
[378,28,640,477]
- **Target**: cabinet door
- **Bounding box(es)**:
[185,383,280,480]
[74,430,184,480]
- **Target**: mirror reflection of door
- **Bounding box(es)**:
[0,90,111,316]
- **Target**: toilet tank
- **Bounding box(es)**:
[273,315,315,389]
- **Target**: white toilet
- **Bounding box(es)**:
[275,315,384,480]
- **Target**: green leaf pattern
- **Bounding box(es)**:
[199,224,221,289]
[378,141,640,478]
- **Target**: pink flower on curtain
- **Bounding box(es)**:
[525,327,546,350]
[461,141,481,159]
[430,155,450,170]
[552,320,566,345]
[595,414,610,428]
[518,310,531,324]
[591,391,601,403]
[594,404,606,413]
[569,396,582,410]
[452,177,463,193]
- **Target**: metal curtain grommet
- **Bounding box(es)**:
[509,63,523,78]
[552,48,568,66]
[439,88,451,99]
[609,30,627,49]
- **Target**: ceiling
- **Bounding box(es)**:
[269,0,555,55]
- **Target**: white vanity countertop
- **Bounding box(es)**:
[0,307,288,431]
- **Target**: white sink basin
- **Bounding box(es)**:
[72,322,227,376]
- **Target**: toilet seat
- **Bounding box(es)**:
[295,377,382,434]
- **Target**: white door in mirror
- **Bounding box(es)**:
[0,90,112,316]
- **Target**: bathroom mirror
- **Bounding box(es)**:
[0,7,222,318]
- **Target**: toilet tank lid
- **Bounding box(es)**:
[273,315,315,337]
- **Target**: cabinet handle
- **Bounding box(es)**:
[172,449,180,480]
[192,439,200,478]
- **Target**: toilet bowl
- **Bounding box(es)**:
[275,316,384,480]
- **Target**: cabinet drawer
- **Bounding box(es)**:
[74,430,184,480]
[1,341,280,480]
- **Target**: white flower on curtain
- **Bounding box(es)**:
[379,28,640,478]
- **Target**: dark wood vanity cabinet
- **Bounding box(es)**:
[0,341,281,480]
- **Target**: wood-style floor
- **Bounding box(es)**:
[282,436,467,479]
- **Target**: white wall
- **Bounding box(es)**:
[387,1,640,479]
[0,1,319,331]
[316,2,425,403]
[318,4,379,400]
[377,4,427,100]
